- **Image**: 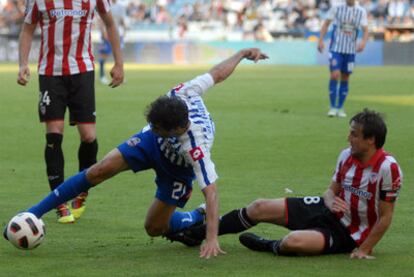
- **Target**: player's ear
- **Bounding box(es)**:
[367,136,376,147]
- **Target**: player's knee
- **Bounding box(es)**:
[80,134,96,143]
[85,162,107,185]
[281,232,304,250]
[331,72,340,80]
[246,199,270,220]
[144,223,166,237]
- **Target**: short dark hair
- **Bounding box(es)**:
[145,96,189,131]
[350,108,387,149]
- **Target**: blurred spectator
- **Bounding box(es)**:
[1,0,24,36]
[253,21,274,41]
[177,14,188,38]
[388,0,409,24]
[128,2,151,22]
[154,5,171,24]
[1,0,414,40]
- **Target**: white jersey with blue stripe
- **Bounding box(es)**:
[328,3,367,54]
[159,73,217,190]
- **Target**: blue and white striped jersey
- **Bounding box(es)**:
[327,3,367,54]
[157,73,218,190]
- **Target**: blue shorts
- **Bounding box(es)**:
[98,39,112,55]
[98,37,124,55]
[329,52,355,74]
[117,130,195,208]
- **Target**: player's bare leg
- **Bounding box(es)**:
[246,198,286,225]
[145,199,176,237]
[239,230,325,256]
[86,148,129,184]
[279,230,325,255]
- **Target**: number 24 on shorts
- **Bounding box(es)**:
[39,90,51,106]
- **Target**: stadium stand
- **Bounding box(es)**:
[1,0,413,41]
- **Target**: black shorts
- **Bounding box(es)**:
[38,71,95,125]
[285,197,356,254]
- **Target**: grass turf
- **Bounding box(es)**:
[0,65,413,276]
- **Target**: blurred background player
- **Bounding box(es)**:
[98,0,126,85]
[168,109,403,259]
[318,0,369,118]
[18,0,124,223]
[8,48,268,259]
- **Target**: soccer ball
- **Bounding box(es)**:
[4,212,45,250]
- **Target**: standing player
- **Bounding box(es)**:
[98,0,126,84]
[17,0,124,223]
[168,109,403,259]
[318,0,369,118]
[6,48,268,259]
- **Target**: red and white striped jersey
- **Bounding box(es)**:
[24,0,111,76]
[332,147,403,246]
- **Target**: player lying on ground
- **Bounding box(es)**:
[166,109,403,259]
[5,48,268,259]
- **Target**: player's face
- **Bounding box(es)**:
[347,121,374,160]
[346,0,355,6]
[152,122,189,138]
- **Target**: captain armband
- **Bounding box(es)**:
[379,190,399,203]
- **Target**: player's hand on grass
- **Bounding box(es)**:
[109,63,124,88]
[199,238,226,259]
[17,65,30,86]
[242,48,269,63]
[350,248,375,260]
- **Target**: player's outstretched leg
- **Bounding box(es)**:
[239,233,280,254]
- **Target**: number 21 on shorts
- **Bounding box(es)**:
[172,182,186,200]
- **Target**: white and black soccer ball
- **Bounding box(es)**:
[4,212,45,250]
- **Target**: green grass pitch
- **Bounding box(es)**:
[0,65,413,276]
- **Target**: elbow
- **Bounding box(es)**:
[210,72,224,84]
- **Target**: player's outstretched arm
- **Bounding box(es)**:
[17,23,37,86]
[208,48,268,84]
[200,183,226,259]
[99,11,124,88]
[350,200,394,259]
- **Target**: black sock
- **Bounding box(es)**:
[270,240,281,255]
[190,208,257,240]
[271,240,297,256]
[78,139,98,171]
[45,133,64,191]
